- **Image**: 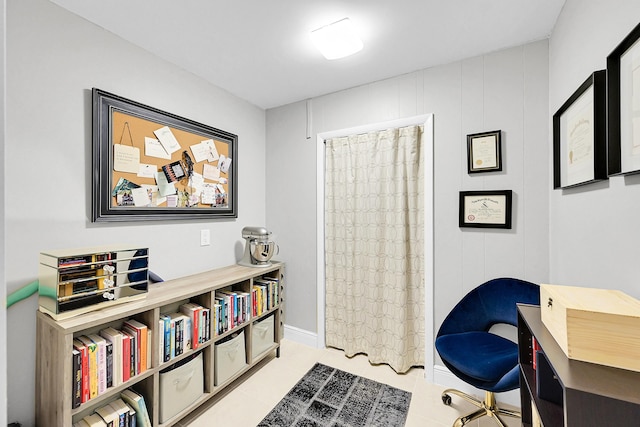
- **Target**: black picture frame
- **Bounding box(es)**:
[459,190,513,229]
[467,130,502,173]
[552,70,607,189]
[92,88,238,222]
[607,22,640,176]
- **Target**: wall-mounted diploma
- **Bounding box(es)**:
[471,135,498,168]
[467,130,502,173]
[561,86,595,187]
[464,195,506,224]
[459,190,512,229]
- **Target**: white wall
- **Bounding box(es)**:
[549,1,640,296]
[266,41,550,360]
[5,0,267,424]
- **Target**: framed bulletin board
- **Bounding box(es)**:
[92,88,238,222]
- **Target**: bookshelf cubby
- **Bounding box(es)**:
[36,262,284,427]
[517,304,640,427]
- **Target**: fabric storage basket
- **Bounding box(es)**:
[159,352,204,423]
[252,314,275,360]
[215,330,247,385]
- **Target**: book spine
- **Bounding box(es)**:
[121,334,131,383]
[105,340,113,389]
[175,318,183,356]
[72,349,82,409]
[75,342,90,403]
[213,305,219,338]
[203,308,210,341]
[163,316,171,362]
[169,319,176,359]
[130,333,136,378]
[96,340,107,395]
[139,328,147,374]
[192,307,200,348]
[88,343,98,399]
[184,316,192,351]
[158,318,164,366]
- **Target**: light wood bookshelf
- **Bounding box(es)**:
[36,262,285,427]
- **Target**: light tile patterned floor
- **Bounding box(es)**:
[180,339,520,427]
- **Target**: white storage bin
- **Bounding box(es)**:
[159,352,204,423]
[215,330,247,385]
[252,315,275,360]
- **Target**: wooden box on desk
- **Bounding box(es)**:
[540,283,640,372]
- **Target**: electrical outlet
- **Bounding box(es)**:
[200,229,210,246]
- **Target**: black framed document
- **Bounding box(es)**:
[552,70,607,189]
[459,190,512,229]
[607,22,640,175]
[467,130,502,173]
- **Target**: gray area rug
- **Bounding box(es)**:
[258,362,412,427]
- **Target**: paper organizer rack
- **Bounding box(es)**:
[38,246,149,320]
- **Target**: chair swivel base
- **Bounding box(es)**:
[441,389,520,427]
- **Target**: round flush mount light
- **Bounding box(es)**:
[310,18,363,60]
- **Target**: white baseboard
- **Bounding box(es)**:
[432,365,521,408]
[283,324,319,348]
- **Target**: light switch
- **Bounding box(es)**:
[200,229,210,246]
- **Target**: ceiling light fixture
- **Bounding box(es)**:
[310,18,363,60]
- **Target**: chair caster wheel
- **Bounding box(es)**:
[442,394,452,405]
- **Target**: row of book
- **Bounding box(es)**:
[73,388,151,427]
[214,289,251,336]
[211,279,280,337]
[158,303,211,363]
[252,276,279,317]
[72,320,151,408]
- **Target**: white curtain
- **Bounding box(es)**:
[324,124,425,373]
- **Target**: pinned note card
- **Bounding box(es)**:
[154,126,181,155]
[201,183,217,205]
[131,187,151,207]
[190,172,205,196]
[114,144,140,174]
[166,194,178,207]
[219,155,232,174]
[190,142,209,163]
[144,137,171,160]
[202,139,220,162]
[137,163,157,178]
[203,163,220,181]
[155,171,176,197]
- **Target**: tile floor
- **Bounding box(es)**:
[180,339,520,427]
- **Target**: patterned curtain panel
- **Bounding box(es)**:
[325,124,425,373]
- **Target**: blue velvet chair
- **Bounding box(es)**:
[435,278,540,427]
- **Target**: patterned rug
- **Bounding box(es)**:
[258,362,412,427]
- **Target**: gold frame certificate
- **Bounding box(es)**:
[467,130,502,173]
[459,190,512,229]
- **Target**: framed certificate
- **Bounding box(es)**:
[459,190,512,229]
[552,71,608,189]
[607,22,640,175]
[467,130,502,173]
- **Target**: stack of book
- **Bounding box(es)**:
[73,388,151,427]
[252,276,279,317]
[72,320,151,408]
[213,289,251,336]
[158,302,210,363]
